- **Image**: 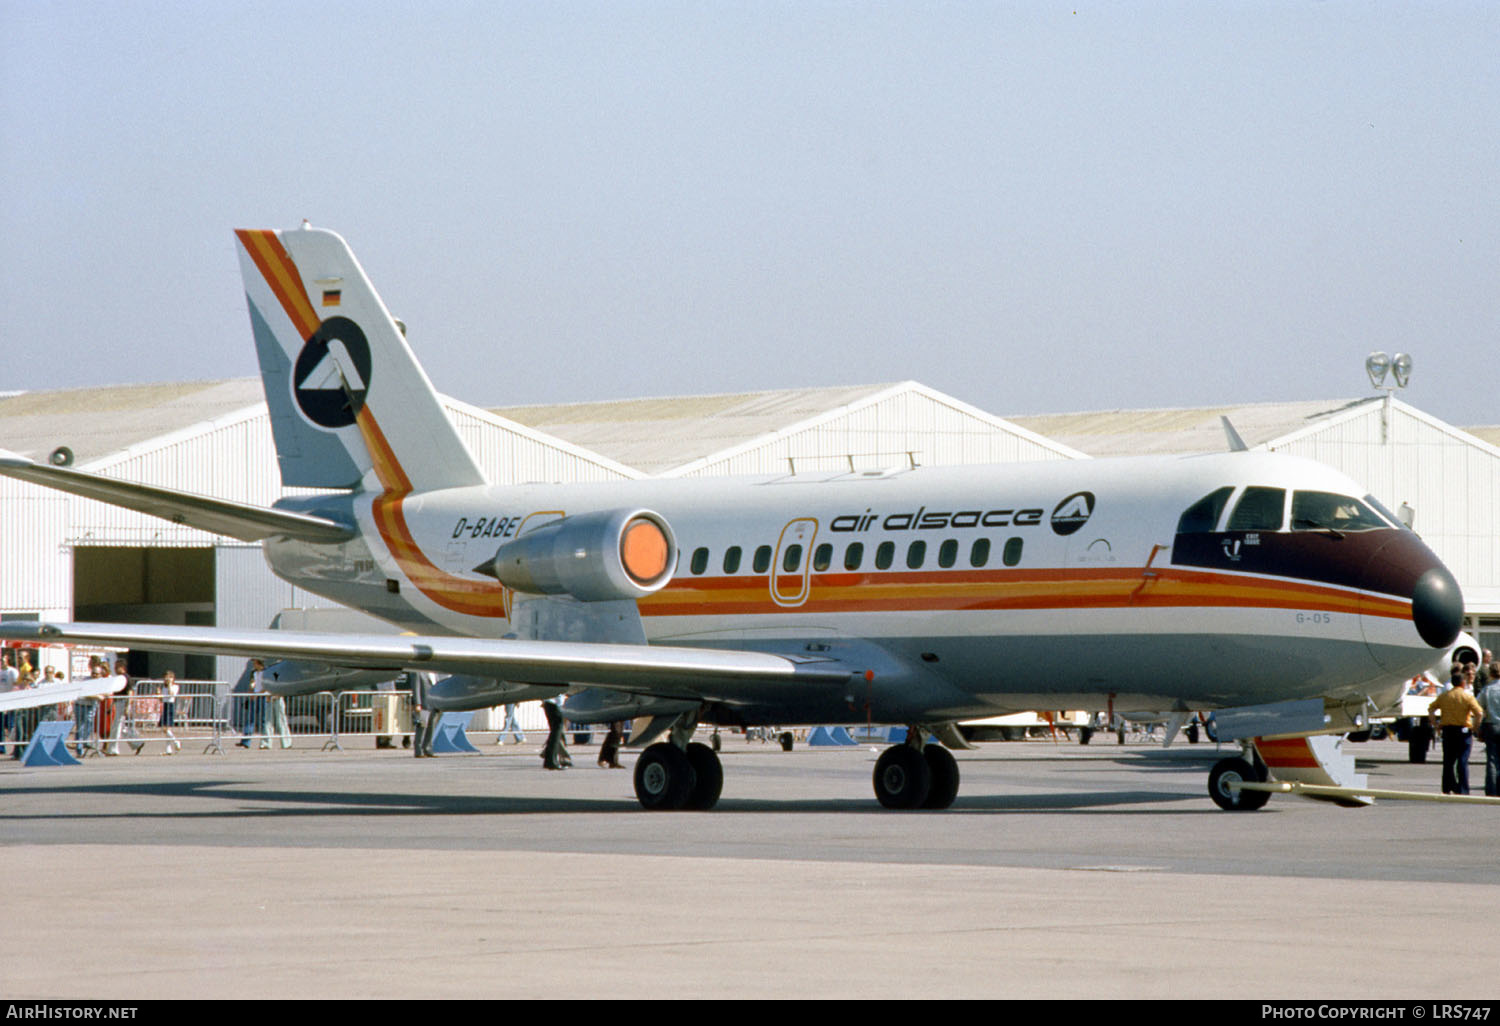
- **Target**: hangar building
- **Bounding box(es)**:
[3,379,1498,676]
[0,378,1076,681]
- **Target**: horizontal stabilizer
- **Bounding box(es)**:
[0,450,353,544]
[0,675,129,713]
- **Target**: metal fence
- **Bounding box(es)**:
[3,682,430,756]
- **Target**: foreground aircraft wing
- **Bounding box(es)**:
[0,451,353,544]
[0,675,129,713]
[0,622,855,699]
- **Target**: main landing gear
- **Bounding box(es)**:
[872,732,961,810]
[629,716,962,811]
[632,716,724,811]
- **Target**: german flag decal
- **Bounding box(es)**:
[322,289,342,307]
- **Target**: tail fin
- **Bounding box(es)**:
[235,225,486,493]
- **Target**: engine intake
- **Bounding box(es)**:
[475,508,677,602]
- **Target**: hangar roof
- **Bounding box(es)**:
[492,381,1082,474]
[494,383,915,474]
[1006,398,1381,457]
[0,378,266,466]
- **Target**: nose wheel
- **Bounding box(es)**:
[1208,755,1271,811]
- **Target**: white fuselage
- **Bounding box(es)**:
[265,450,1455,725]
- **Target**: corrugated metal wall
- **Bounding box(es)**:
[445,401,639,484]
[69,406,279,547]
[0,477,71,617]
[212,543,350,685]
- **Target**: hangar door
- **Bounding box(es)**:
[72,546,216,680]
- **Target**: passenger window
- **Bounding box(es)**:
[844,543,864,571]
[1002,537,1023,567]
[783,545,803,572]
[753,545,772,574]
[938,539,958,569]
[722,546,742,574]
[970,538,990,568]
[875,541,895,570]
[906,541,926,569]
[813,543,832,572]
[1176,486,1234,534]
[1227,487,1286,531]
[690,547,709,575]
[1292,491,1388,533]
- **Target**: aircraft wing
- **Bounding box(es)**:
[0,622,855,700]
[0,451,353,544]
[0,675,129,713]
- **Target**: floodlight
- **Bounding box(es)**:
[1365,352,1390,389]
[1391,353,1412,389]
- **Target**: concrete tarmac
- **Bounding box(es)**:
[3,733,1496,999]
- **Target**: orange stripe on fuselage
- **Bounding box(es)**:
[235,229,322,340]
[638,567,1412,620]
[354,407,509,617]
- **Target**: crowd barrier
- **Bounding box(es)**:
[0,683,426,757]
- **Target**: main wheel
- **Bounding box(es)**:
[873,745,932,810]
[633,742,696,810]
[683,741,724,810]
[1208,756,1271,811]
[921,744,960,810]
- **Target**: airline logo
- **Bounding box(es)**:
[1049,491,1095,536]
[294,316,372,429]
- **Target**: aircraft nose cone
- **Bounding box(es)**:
[1410,565,1463,649]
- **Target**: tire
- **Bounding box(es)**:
[921,745,960,810]
[873,745,932,810]
[633,742,696,810]
[779,731,794,752]
[1079,727,1093,745]
[1208,757,1271,811]
[683,742,724,811]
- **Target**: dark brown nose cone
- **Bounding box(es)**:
[1410,566,1463,649]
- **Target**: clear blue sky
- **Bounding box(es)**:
[2,1,1496,417]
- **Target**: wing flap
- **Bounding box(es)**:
[0,451,353,544]
[0,622,855,698]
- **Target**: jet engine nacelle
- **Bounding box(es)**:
[477,508,676,602]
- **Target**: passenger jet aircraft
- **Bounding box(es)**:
[0,226,1465,811]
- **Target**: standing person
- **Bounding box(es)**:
[497,703,525,745]
[597,721,624,769]
[1477,662,1500,798]
[238,659,268,749]
[1428,665,1484,795]
[158,670,181,754]
[0,655,17,757]
[104,658,135,756]
[540,694,569,770]
[73,660,105,758]
[265,676,292,750]
[409,672,439,758]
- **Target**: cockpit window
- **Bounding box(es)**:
[1176,486,1234,534]
[1291,491,1389,533]
[1226,487,1286,531]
